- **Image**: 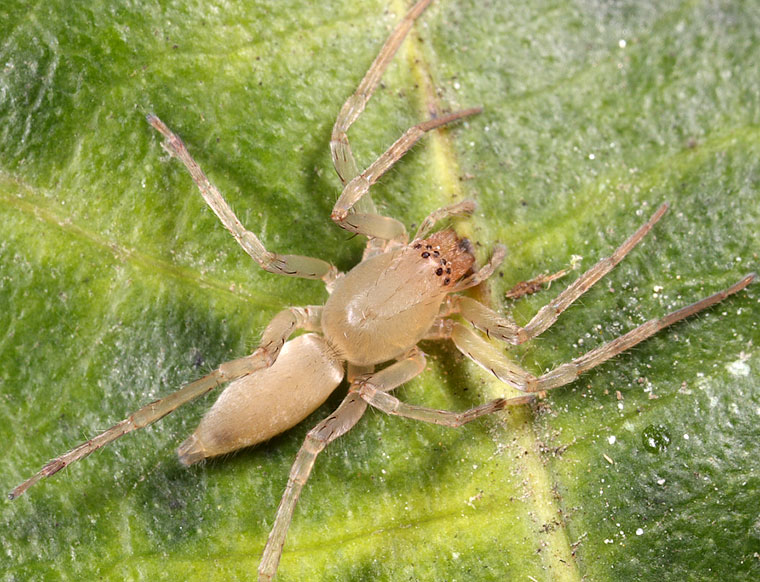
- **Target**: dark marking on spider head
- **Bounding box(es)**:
[415,228,475,286]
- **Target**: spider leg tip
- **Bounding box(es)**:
[145,114,166,133]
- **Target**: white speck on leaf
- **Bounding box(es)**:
[726,359,750,377]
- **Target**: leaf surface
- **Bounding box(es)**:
[2,1,758,580]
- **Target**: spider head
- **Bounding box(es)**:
[412,229,475,288]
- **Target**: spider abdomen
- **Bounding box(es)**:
[177,333,344,465]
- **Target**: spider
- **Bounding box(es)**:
[9,0,755,580]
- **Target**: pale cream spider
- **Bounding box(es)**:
[10,0,755,580]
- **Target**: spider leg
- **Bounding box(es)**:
[413,200,477,240]
[147,115,340,289]
[457,203,670,343]
[377,274,754,427]
[454,273,755,393]
[359,200,478,261]
[504,266,571,300]
[330,0,434,187]
[331,109,482,241]
[328,0,480,241]
[258,350,426,581]
[356,372,534,427]
[9,306,323,500]
[450,244,507,292]
[331,0,434,262]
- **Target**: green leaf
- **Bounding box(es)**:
[2,1,758,581]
